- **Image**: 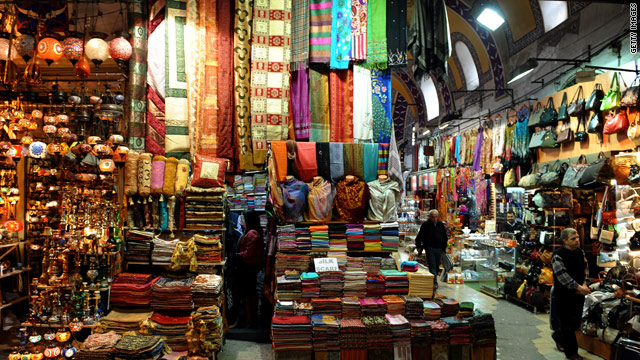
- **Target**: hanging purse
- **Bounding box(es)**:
[557,121,574,144]
[579,152,613,189]
[621,75,639,108]
[528,102,544,128]
[587,111,603,134]
[599,226,615,245]
[529,131,546,149]
[575,115,588,142]
[562,155,589,188]
[540,160,568,187]
[600,72,622,111]
[586,83,605,111]
[603,109,629,135]
[627,111,640,145]
[541,130,559,148]
[557,92,569,121]
[504,168,516,187]
[518,164,539,189]
[540,97,559,126]
[568,85,586,117]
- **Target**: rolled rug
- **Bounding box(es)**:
[137,153,153,197]
[175,159,190,196]
[163,157,178,196]
[150,155,166,195]
[124,152,139,195]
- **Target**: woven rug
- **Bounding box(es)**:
[309,67,330,142]
[330,0,351,69]
[145,0,166,155]
[350,0,367,60]
[250,0,292,165]
[329,68,353,142]
[310,0,332,63]
[127,0,148,151]
[371,69,392,143]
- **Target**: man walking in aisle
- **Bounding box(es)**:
[415,209,448,288]
[552,228,590,360]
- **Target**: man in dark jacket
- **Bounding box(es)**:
[415,209,448,288]
[504,211,528,241]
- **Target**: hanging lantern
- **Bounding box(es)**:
[42,125,57,135]
[62,33,83,66]
[85,33,109,68]
[31,109,43,119]
[37,37,63,65]
[108,33,132,67]
[14,33,35,62]
[113,145,129,164]
[0,37,17,61]
[75,56,90,79]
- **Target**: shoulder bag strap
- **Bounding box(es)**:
[578,154,587,165]
[561,92,567,105]
[610,72,619,89]
[546,97,555,109]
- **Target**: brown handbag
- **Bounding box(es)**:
[613,152,638,186]
[557,121,574,144]
[539,250,553,264]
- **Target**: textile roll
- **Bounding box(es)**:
[146,86,166,155]
[371,69,392,143]
[127,0,148,151]
[271,141,288,182]
[163,157,178,196]
[329,69,354,142]
[138,153,153,197]
[366,0,387,69]
[151,155,166,194]
[330,142,345,182]
[386,0,407,67]
[310,67,330,142]
[353,65,373,141]
[291,69,311,141]
[295,142,318,182]
[216,0,234,159]
[125,152,139,195]
[363,142,378,182]
[350,0,367,60]
[330,0,351,69]
[310,0,332,63]
[291,0,310,69]
[175,159,190,196]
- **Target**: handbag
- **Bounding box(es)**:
[540,97,559,126]
[541,130,558,148]
[598,250,618,267]
[568,85,586,117]
[540,160,568,187]
[600,72,622,111]
[586,83,605,111]
[516,279,527,298]
[613,152,638,185]
[557,92,569,121]
[627,111,640,145]
[557,121,574,144]
[539,266,554,286]
[600,226,615,245]
[575,115,588,142]
[603,108,629,134]
[579,152,613,188]
[529,131,546,149]
[561,155,588,188]
[518,164,539,189]
[528,102,544,128]
[621,75,639,107]
[588,111,603,133]
[504,168,516,187]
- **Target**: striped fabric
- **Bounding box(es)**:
[377,143,389,175]
[350,0,367,60]
[145,0,166,155]
[310,0,332,63]
[291,0,310,70]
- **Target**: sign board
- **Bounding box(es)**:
[314,257,339,272]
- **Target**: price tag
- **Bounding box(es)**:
[313,257,339,272]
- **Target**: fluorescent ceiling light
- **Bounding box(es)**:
[422,129,431,136]
[476,8,505,31]
[438,123,449,130]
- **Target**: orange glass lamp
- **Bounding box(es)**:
[37,36,63,65]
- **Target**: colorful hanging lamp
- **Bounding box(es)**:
[0,36,17,62]
[14,31,35,62]
[37,36,63,65]
[85,33,109,68]
[62,32,83,66]
[108,32,131,67]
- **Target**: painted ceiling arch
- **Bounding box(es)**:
[391,68,428,139]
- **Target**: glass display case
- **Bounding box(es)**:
[460,235,516,298]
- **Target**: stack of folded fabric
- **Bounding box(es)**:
[382,295,406,315]
[428,320,450,345]
[276,275,302,301]
[362,316,393,350]
[184,187,225,230]
[124,230,154,263]
[113,335,165,360]
[341,297,361,318]
[386,314,412,357]
[319,271,344,298]
[311,315,341,352]
[301,272,320,299]
[191,274,223,308]
[459,302,475,318]
[401,261,419,272]
[328,224,348,251]
[343,271,367,298]
[423,301,442,320]
[380,222,400,251]
[438,299,460,317]
[409,319,431,344]
[277,225,297,251]
[78,331,122,360]
[380,257,396,270]
[346,256,364,271]
[311,297,342,316]
[152,238,178,264]
[407,267,435,298]
[327,251,347,271]
[275,254,310,276]
[339,319,367,359]
[363,257,381,274]
[170,240,196,271]
[96,309,152,333]
[363,223,382,251]
[193,234,223,264]
[444,317,471,345]
[275,300,295,316]
[111,273,157,308]
[271,315,313,352]
[380,269,409,295]
[295,224,311,250]
[186,306,224,356]
[469,314,497,346]
[309,225,329,250]
[142,312,190,351]
[151,276,194,310]
[402,296,424,319]
[345,224,364,250]
[294,301,313,316]
[360,297,386,316]
[366,273,385,296]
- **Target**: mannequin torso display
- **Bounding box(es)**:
[335,176,370,222]
[367,177,401,222]
[281,176,310,223]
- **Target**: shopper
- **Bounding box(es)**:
[415,209,448,288]
[503,211,527,241]
[237,211,265,328]
[552,228,590,360]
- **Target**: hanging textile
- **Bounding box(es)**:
[216,0,234,159]
[343,143,364,180]
[388,123,403,191]
[186,0,203,158]
[291,0,310,70]
[234,0,260,170]
[146,0,166,155]
[329,69,354,142]
[366,0,387,69]
[330,0,351,69]
[472,127,483,171]
[377,143,389,175]
[350,0,367,60]
[353,65,373,141]
[316,142,331,180]
[271,141,288,182]
[408,0,450,81]
[362,142,378,182]
[291,69,311,141]
[250,0,292,164]
[386,0,406,67]
[127,0,148,151]
[371,69,392,143]
[309,67,330,142]
[310,0,332,63]
[329,142,345,181]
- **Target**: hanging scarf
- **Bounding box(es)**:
[330,0,351,69]
[362,142,378,182]
[216,0,234,159]
[377,143,389,175]
[386,0,407,67]
[291,0,310,70]
[310,0,332,63]
[291,69,311,141]
[388,123,403,193]
[146,1,166,155]
[352,65,373,141]
[343,143,364,180]
[316,142,331,180]
[371,69,392,143]
[127,0,148,151]
[329,69,354,142]
[309,67,330,142]
[186,0,202,158]
[329,142,345,181]
[366,0,387,69]
[350,0,367,60]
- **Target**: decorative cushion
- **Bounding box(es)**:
[191,154,229,188]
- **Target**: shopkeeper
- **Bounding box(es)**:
[504,211,527,241]
[415,209,448,288]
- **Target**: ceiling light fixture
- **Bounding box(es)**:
[473,3,505,31]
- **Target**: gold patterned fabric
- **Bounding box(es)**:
[334,177,370,223]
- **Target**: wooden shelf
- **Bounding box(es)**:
[531,225,566,229]
[0,241,28,249]
[21,322,97,329]
[0,267,31,279]
[0,295,29,310]
[127,260,226,266]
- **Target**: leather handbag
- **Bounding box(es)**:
[529,131,546,149]
[518,164,539,189]
[579,152,613,188]
[575,115,588,142]
[541,130,558,148]
[540,97,559,126]
[586,83,605,111]
[557,121,574,144]
[603,109,629,134]
[588,111,603,133]
[621,75,639,107]
[568,85,586,117]
[528,102,544,127]
[557,92,569,121]
[600,72,622,111]
[540,160,568,187]
[562,155,589,188]
[627,111,640,145]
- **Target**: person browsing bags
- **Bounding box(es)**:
[551,228,590,360]
[415,209,448,288]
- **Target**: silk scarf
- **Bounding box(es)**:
[216,0,234,159]
[270,141,288,182]
[352,65,373,141]
[343,143,364,180]
[350,0,367,60]
[366,0,387,69]
[386,0,407,67]
[329,69,354,142]
[310,0,332,63]
[146,0,165,155]
[371,69,392,143]
[127,0,148,151]
[329,142,344,182]
[309,67,330,142]
[316,142,331,180]
[330,0,351,69]
[362,142,378,182]
[250,0,292,165]
[291,0,310,70]
[291,69,311,141]
[295,142,318,182]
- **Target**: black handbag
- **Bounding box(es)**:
[557,92,568,121]
[587,111,603,133]
[575,115,588,141]
[568,85,586,117]
[579,152,613,188]
[586,83,605,111]
[540,97,558,126]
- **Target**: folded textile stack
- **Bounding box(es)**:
[311,315,340,352]
[142,312,190,352]
[151,276,194,310]
[339,319,366,359]
[362,316,392,350]
[301,272,320,299]
[423,301,442,320]
[469,314,497,346]
[184,187,225,230]
[276,300,295,316]
[295,224,311,250]
[327,251,347,271]
[438,299,460,317]
[311,297,342,316]
[459,301,475,318]
[382,295,406,315]
[341,297,362,318]
[271,315,313,351]
[294,301,313,316]
[78,331,122,360]
[360,297,386,316]
[380,222,400,251]
[346,256,364,271]
[96,309,152,333]
[254,173,267,194]
[343,271,367,298]
[276,275,302,300]
[386,314,411,347]
[409,319,431,345]
[366,273,385,297]
[186,306,224,356]
[192,274,223,308]
[428,320,450,345]
[401,261,419,272]
[328,224,348,251]
[125,230,154,263]
[170,239,196,271]
[277,225,297,251]
[444,317,471,345]
[380,257,396,270]
[407,267,435,298]
[319,271,343,298]
[275,254,311,276]
[345,224,364,251]
[193,234,223,264]
[402,296,424,319]
[363,257,381,274]
[113,335,165,360]
[363,223,382,251]
[309,225,329,250]
[152,238,178,264]
[111,273,157,308]
[380,269,409,295]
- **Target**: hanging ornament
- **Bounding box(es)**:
[75,56,90,79]
[108,33,131,67]
[0,37,17,61]
[85,33,109,68]
[62,32,83,66]
[37,36,63,65]
[13,33,35,62]
[23,58,41,85]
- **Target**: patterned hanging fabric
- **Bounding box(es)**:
[330,0,351,69]
[127,0,148,151]
[371,69,392,143]
[352,65,373,141]
[310,0,332,63]
[377,143,389,175]
[216,0,235,159]
[329,69,354,142]
[386,0,407,67]
[366,0,387,69]
[186,0,202,158]
[291,69,311,141]
[145,0,166,155]
[350,0,367,60]
[291,0,310,70]
[309,67,330,142]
